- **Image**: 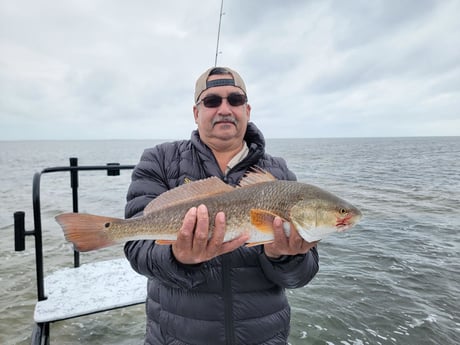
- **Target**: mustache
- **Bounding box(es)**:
[211,116,238,127]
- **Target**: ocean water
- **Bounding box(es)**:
[0,137,459,345]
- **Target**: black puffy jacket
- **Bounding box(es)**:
[124,122,319,345]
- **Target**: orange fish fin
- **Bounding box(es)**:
[238,168,276,187]
[155,240,176,245]
[250,209,287,234]
[55,213,120,252]
[144,177,234,214]
[245,240,274,247]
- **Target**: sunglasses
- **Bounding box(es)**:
[197,93,247,108]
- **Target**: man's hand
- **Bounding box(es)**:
[172,204,249,265]
[264,217,318,259]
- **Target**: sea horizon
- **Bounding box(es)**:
[1,134,459,142]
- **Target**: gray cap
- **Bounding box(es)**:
[194,66,247,102]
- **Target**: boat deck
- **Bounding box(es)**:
[34,258,147,323]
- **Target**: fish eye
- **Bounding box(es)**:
[339,208,348,215]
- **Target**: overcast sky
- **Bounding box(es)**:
[1,0,459,140]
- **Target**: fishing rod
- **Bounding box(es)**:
[214,0,224,66]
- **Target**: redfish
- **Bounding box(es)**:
[55,170,362,252]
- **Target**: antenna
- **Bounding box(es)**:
[214,0,224,66]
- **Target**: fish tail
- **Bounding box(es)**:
[55,213,120,252]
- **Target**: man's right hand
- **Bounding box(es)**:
[171,204,249,265]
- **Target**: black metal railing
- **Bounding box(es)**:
[14,157,135,302]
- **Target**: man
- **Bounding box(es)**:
[124,66,319,345]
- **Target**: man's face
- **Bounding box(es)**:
[193,74,251,147]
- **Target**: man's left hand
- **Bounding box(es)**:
[264,217,318,259]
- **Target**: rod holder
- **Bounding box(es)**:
[14,211,26,251]
[107,163,121,176]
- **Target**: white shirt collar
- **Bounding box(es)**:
[225,141,249,174]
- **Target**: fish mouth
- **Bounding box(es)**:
[335,213,361,232]
[336,223,353,232]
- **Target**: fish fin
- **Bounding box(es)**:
[250,209,287,234]
[238,168,276,187]
[245,240,274,247]
[155,240,176,245]
[144,177,234,214]
[55,213,120,252]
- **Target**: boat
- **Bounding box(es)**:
[13,158,147,345]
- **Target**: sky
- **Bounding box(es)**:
[1,0,459,140]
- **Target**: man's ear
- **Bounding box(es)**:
[246,103,251,121]
[193,105,199,123]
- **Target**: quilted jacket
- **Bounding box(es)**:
[124,122,319,345]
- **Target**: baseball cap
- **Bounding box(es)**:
[194,67,247,102]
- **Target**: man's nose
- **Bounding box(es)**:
[216,98,232,113]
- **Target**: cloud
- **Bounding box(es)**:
[0,0,459,140]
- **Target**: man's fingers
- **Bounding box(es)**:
[273,217,288,245]
[210,211,226,246]
[192,204,210,251]
[173,206,249,263]
[172,207,198,263]
[176,207,197,245]
[288,224,304,249]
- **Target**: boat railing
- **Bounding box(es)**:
[13,157,147,345]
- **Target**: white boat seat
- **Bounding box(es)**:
[34,258,147,323]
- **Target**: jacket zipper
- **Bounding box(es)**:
[222,253,235,345]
